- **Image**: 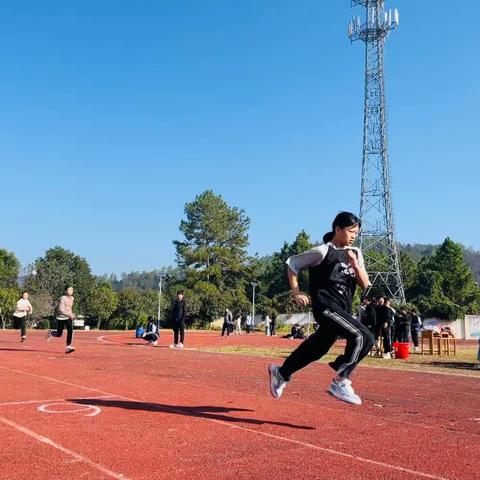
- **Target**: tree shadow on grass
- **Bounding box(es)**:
[70,398,315,430]
[428,361,480,371]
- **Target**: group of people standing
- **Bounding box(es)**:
[221,309,252,336]
[263,314,277,336]
[357,296,422,358]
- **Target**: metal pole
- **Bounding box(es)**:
[157,272,166,336]
[251,281,257,332]
[157,278,162,334]
[252,285,255,330]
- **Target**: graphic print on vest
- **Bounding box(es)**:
[329,261,356,296]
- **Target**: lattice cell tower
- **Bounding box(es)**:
[348,0,405,303]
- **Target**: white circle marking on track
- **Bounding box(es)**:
[37,403,101,417]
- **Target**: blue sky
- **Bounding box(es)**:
[1,1,478,275]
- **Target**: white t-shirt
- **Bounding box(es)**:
[14,299,33,318]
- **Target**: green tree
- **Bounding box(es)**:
[29,290,54,324]
[115,289,142,329]
[0,288,19,328]
[259,230,313,314]
[399,250,419,301]
[0,249,20,288]
[174,190,252,290]
[412,238,480,319]
[86,282,118,329]
[26,247,95,315]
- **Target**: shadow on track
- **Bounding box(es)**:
[428,361,480,371]
[70,398,315,430]
[0,348,53,353]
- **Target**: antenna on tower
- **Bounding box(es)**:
[348,0,405,303]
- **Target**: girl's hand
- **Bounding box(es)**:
[293,293,310,306]
[347,249,359,269]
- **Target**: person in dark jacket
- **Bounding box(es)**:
[395,309,409,343]
[381,298,394,358]
[170,290,186,349]
[360,297,377,336]
[221,308,233,337]
[409,310,422,352]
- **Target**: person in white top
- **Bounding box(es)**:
[235,314,242,335]
[245,314,253,334]
[264,315,271,336]
[46,286,76,354]
[13,291,33,342]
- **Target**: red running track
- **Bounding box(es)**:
[0,330,479,480]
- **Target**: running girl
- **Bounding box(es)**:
[13,291,33,342]
[46,286,76,353]
[269,212,374,405]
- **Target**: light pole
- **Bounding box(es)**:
[157,271,166,334]
[250,281,257,330]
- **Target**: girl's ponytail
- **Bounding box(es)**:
[323,231,335,243]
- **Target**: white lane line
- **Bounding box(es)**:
[0,365,451,480]
[0,395,115,407]
[0,416,130,480]
[96,335,117,345]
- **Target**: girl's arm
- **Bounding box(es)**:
[288,268,310,306]
[347,250,370,289]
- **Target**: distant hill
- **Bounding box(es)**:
[401,243,480,283]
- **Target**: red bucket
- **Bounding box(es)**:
[393,342,410,360]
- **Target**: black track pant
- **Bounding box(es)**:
[13,316,27,337]
[382,326,392,353]
[173,322,185,344]
[52,319,73,346]
[279,306,374,381]
[396,325,409,343]
[143,333,158,342]
[221,322,230,336]
[411,326,420,347]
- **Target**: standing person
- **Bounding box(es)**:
[395,309,409,343]
[357,299,366,323]
[374,296,386,354]
[409,309,422,352]
[46,286,76,353]
[270,313,277,336]
[380,298,394,359]
[268,212,374,406]
[234,313,242,335]
[264,314,271,336]
[13,291,33,342]
[222,308,233,337]
[360,297,377,342]
[170,290,186,349]
[245,314,253,334]
[141,316,159,346]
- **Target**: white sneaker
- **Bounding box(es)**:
[169,343,178,349]
[268,365,287,399]
[328,378,362,405]
[65,345,76,354]
[177,343,184,349]
[414,346,419,352]
[45,330,54,341]
[21,336,26,342]
[383,352,391,359]
[152,341,158,346]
